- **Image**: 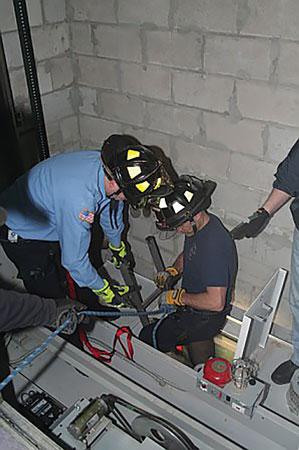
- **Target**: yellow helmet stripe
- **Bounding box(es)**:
[127,149,140,160]
[153,177,162,190]
[135,181,150,192]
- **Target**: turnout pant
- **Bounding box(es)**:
[139,308,227,353]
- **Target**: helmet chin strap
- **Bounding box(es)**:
[190,218,197,236]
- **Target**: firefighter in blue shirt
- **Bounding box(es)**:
[0,134,166,308]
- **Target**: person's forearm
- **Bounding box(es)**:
[0,289,56,332]
[262,188,291,215]
[173,252,184,273]
[181,291,225,312]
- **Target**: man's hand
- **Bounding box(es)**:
[154,266,179,289]
[93,279,131,307]
[230,208,271,240]
[164,288,186,306]
[108,241,131,269]
[49,299,87,335]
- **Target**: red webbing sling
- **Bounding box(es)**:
[79,326,134,363]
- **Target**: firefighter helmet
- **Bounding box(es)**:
[101,134,166,204]
[150,175,217,231]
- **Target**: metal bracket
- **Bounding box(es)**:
[254,303,273,322]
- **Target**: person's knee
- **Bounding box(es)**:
[138,326,154,346]
[139,325,174,352]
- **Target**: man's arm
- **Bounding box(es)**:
[173,252,184,274]
[0,289,56,332]
[230,187,291,240]
[181,287,227,312]
[99,200,124,248]
[262,188,291,215]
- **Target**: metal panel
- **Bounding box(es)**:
[9,328,243,450]
[235,268,287,360]
[8,323,298,450]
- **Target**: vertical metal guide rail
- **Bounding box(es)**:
[120,235,173,325]
[13,0,49,160]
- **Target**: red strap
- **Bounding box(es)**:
[65,270,77,300]
[65,270,134,363]
[79,326,134,363]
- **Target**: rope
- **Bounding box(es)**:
[82,305,173,318]
[0,305,174,392]
[0,317,72,392]
[152,312,168,350]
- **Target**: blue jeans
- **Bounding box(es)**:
[290,228,299,365]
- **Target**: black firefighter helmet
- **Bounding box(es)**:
[150,175,217,231]
[101,134,167,204]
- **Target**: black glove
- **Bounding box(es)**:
[230,208,271,240]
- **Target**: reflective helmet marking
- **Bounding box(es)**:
[154,177,162,189]
[136,180,150,192]
[127,149,140,160]
[184,190,194,202]
[127,166,142,179]
[159,197,167,208]
[173,201,185,213]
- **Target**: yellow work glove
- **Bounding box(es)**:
[108,241,129,269]
[165,289,186,306]
[154,266,179,289]
[93,279,130,307]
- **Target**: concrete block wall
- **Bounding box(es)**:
[72,0,299,339]
[0,0,79,154]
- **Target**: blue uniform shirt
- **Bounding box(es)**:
[0,151,124,290]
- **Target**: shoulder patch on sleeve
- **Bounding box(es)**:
[79,209,95,224]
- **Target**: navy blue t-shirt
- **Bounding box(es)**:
[182,214,238,310]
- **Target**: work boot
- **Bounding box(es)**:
[271,359,299,385]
